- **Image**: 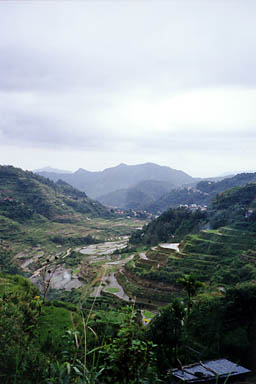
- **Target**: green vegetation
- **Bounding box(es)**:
[105,287,120,293]
[130,207,207,245]
[148,171,256,214]
[125,225,256,303]
[2,272,255,382]
[0,274,161,383]
[2,166,256,382]
[142,310,154,318]
[0,165,112,223]
[121,183,256,307]
[50,235,100,246]
[146,187,208,213]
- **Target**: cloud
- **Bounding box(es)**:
[1,1,256,94]
[1,86,255,159]
[0,1,256,177]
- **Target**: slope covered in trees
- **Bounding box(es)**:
[1,170,256,382]
[130,207,207,245]
[130,182,256,247]
[148,172,256,214]
[0,165,111,222]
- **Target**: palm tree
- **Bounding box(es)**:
[177,273,204,311]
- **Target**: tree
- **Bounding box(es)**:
[177,274,204,311]
[146,300,185,372]
[101,306,157,383]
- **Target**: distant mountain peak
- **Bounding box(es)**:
[36,162,194,199]
[34,166,73,174]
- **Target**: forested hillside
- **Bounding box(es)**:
[147,172,256,213]
[130,207,207,245]
[0,165,111,222]
[1,168,256,383]
[131,182,256,246]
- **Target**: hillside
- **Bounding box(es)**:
[36,162,194,198]
[124,183,256,306]
[209,183,256,230]
[98,179,175,209]
[130,207,207,246]
[0,165,146,287]
[131,182,256,247]
[148,172,256,214]
[146,186,209,213]
[0,165,111,223]
[34,166,73,174]
[2,170,256,381]
[121,225,256,305]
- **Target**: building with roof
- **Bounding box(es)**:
[169,359,251,383]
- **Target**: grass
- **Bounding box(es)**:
[4,213,145,272]
[105,287,120,294]
[37,304,81,348]
[91,260,107,266]
[120,225,256,304]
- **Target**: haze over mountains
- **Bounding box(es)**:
[35,163,256,214]
[98,179,176,210]
[34,167,73,174]
[36,163,194,199]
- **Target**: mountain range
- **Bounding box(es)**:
[146,172,256,213]
[36,162,194,199]
[36,163,256,214]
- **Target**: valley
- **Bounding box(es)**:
[2,165,256,311]
[1,165,256,383]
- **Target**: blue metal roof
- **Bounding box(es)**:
[171,359,251,382]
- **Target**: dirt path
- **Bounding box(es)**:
[63,248,72,259]
[90,253,135,301]
[159,243,180,252]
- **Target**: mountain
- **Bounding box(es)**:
[34,166,73,174]
[196,172,256,194]
[130,206,207,245]
[218,170,255,177]
[147,172,256,214]
[125,183,256,317]
[36,162,194,198]
[97,179,175,209]
[130,182,256,247]
[0,165,111,223]
[145,187,208,213]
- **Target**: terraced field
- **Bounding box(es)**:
[118,226,256,305]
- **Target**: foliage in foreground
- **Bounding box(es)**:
[0,273,255,383]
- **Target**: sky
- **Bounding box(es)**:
[0,0,256,178]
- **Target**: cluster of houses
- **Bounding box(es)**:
[179,204,208,212]
[0,192,24,206]
[115,209,153,219]
[186,186,209,196]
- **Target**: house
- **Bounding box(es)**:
[169,359,251,383]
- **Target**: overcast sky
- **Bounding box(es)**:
[0,1,256,177]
